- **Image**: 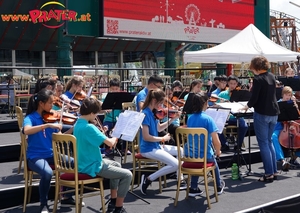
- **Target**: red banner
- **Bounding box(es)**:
[103,0,254,43]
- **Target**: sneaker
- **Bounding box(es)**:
[217,180,225,195]
[107,200,115,212]
[113,207,127,213]
[140,174,152,195]
[179,180,187,190]
[188,187,203,197]
[40,205,49,213]
[282,160,289,172]
[60,197,85,207]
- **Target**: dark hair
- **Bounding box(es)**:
[109,78,120,87]
[26,89,54,116]
[227,75,239,83]
[34,77,57,93]
[218,75,228,82]
[171,80,183,91]
[142,89,165,110]
[147,74,163,85]
[189,79,203,91]
[249,56,270,71]
[80,97,102,115]
[192,92,209,113]
[65,76,84,91]
[214,76,220,81]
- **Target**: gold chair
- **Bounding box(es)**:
[131,130,166,193]
[121,102,136,164]
[174,127,218,209]
[13,76,32,111]
[52,133,106,213]
[15,106,24,174]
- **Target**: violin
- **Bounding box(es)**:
[154,107,179,120]
[43,110,77,125]
[60,94,80,111]
[209,94,229,103]
[171,96,185,107]
[74,91,87,101]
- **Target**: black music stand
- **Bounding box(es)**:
[173,91,189,99]
[277,101,300,169]
[101,92,135,160]
[230,90,252,102]
[277,77,300,91]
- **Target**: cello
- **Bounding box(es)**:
[279,120,300,149]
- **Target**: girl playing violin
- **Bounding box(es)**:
[64,76,85,100]
[184,79,203,101]
[271,86,300,171]
[23,89,76,213]
[140,89,186,195]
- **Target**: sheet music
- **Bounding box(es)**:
[111,110,145,141]
[206,108,230,134]
[216,102,253,114]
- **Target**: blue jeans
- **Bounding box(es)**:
[253,112,278,175]
[191,157,221,189]
[227,117,248,147]
[28,155,74,206]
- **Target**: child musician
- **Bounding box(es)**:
[140,89,185,195]
[271,86,300,171]
[23,89,76,213]
[187,92,225,196]
[73,97,132,213]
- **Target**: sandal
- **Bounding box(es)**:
[258,174,274,183]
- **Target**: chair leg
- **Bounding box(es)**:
[75,185,80,213]
[79,184,84,213]
[52,179,60,213]
[23,175,28,213]
[99,181,106,213]
[131,161,136,191]
[204,175,211,209]
[212,170,219,203]
[28,173,33,204]
[174,175,181,206]
[18,142,23,174]
[123,141,128,164]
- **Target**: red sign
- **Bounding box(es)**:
[103,0,254,43]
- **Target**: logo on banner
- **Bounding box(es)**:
[1,1,91,29]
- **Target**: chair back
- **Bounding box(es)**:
[52,133,77,179]
[175,127,209,169]
[13,76,31,95]
[122,102,136,111]
[15,106,24,129]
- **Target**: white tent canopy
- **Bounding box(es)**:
[183,24,300,64]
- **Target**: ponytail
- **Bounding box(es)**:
[26,89,54,116]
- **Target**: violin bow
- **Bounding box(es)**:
[59,101,65,124]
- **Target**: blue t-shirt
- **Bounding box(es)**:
[140,107,161,153]
[186,111,218,159]
[74,118,107,177]
[23,111,59,159]
[64,90,74,99]
[136,87,148,111]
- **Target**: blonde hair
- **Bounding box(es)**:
[282,86,293,96]
[142,89,165,110]
[65,76,84,91]
[285,67,294,75]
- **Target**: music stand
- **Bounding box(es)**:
[277,77,300,91]
[101,92,135,159]
[277,101,300,170]
[230,90,252,102]
[173,91,189,99]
